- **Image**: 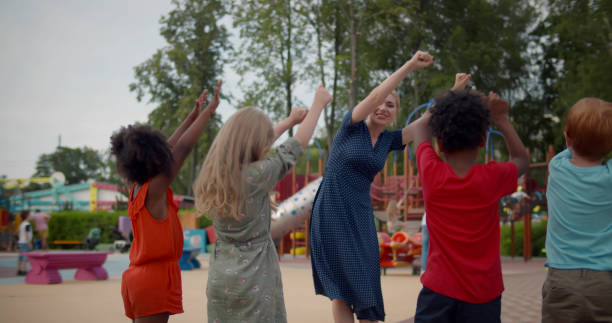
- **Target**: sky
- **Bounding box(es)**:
[0,0,276,179]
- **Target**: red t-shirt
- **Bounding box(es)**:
[417,142,517,303]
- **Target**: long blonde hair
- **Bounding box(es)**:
[193,108,274,219]
[390,90,400,127]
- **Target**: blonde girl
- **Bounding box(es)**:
[194,85,332,322]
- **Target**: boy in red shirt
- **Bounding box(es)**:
[411,90,529,322]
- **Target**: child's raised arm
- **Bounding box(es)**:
[147,80,222,214]
[169,80,223,176]
[410,110,433,148]
[273,107,308,142]
[294,84,332,148]
[488,92,529,175]
[167,89,209,148]
[351,51,433,125]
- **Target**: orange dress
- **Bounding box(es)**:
[121,181,184,319]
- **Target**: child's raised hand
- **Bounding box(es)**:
[487,91,510,123]
[192,89,208,117]
[289,106,308,125]
[314,84,332,107]
[204,80,223,115]
[451,73,471,91]
[408,50,434,70]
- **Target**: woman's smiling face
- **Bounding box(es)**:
[368,94,399,127]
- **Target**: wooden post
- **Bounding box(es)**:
[303,163,311,259]
[523,149,532,261]
[318,158,323,177]
[305,160,311,187]
[510,220,515,258]
[384,159,389,183]
[523,210,532,261]
[404,147,409,220]
[383,159,389,211]
[290,166,297,257]
[393,155,398,177]
[409,159,415,209]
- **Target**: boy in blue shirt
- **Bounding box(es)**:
[543,97,612,322]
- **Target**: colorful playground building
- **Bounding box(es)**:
[6,182,193,214]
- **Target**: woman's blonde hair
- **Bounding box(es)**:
[390,90,400,127]
[391,90,400,110]
[193,107,274,219]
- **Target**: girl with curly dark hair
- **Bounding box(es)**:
[112,80,222,323]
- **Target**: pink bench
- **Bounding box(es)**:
[24,251,110,284]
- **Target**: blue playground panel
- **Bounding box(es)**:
[179,247,201,270]
[183,229,207,253]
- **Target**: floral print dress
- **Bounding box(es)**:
[206,138,303,323]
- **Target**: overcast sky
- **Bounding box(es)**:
[0,0,269,179]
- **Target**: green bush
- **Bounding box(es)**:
[198,214,212,228]
[48,210,127,246]
[500,220,547,257]
[47,209,213,249]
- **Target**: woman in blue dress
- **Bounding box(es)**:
[309,51,435,322]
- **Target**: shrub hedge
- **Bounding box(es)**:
[48,210,128,245]
[47,209,213,247]
[500,219,547,257]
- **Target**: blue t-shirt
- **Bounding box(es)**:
[545,149,612,270]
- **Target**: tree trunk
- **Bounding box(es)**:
[286,0,294,137]
[349,0,357,109]
[326,4,341,157]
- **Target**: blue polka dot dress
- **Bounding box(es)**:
[309,109,404,321]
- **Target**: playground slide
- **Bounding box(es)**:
[270,177,322,241]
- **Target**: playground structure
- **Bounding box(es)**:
[505,146,556,261]
[0,108,554,263]
[272,100,556,265]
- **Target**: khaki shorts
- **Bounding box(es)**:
[37,228,48,240]
[542,267,612,323]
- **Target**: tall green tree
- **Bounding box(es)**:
[32,146,106,186]
[297,0,351,152]
[296,1,417,152]
[231,0,309,135]
[129,0,229,195]
[533,0,612,152]
[354,0,536,160]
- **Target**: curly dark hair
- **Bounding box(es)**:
[110,124,173,185]
[429,90,490,153]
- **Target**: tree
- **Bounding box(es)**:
[533,0,612,152]
[353,0,536,161]
[130,0,229,195]
[296,0,350,152]
[231,0,309,135]
[32,146,106,186]
[230,0,539,164]
[296,1,418,152]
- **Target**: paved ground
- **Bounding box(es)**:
[0,252,546,322]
